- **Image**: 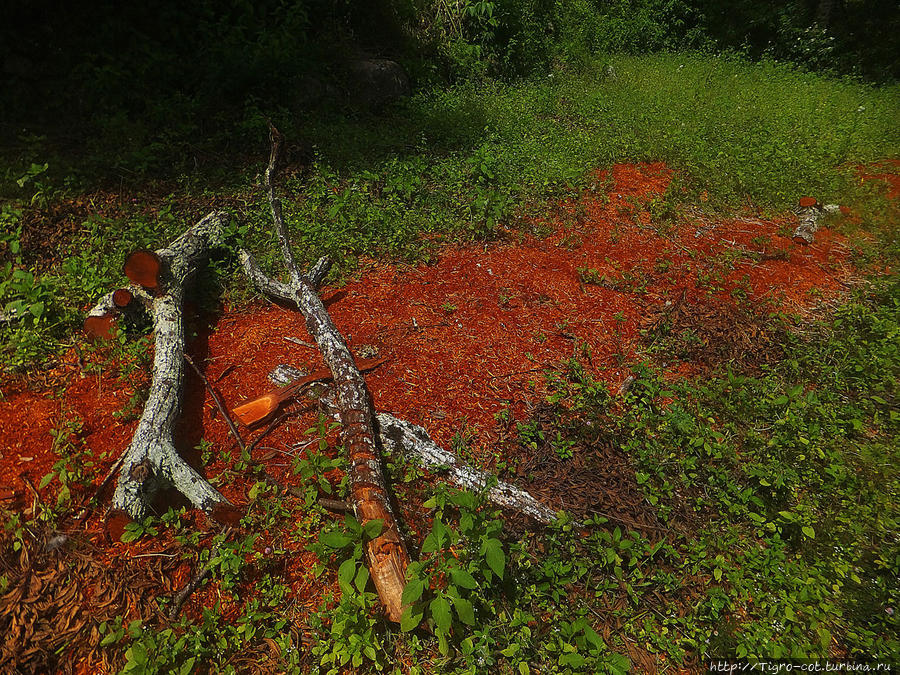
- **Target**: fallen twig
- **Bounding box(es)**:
[184,353,246,455]
[168,527,232,621]
[72,451,127,528]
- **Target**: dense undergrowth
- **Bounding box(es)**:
[2,53,898,369]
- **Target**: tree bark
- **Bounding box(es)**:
[375,413,557,524]
[88,212,237,525]
[793,202,840,245]
[240,126,410,622]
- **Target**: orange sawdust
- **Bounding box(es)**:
[203,162,854,457]
[1,363,140,503]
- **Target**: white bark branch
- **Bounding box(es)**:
[242,126,410,622]
[88,212,234,523]
[376,413,558,524]
[793,203,840,245]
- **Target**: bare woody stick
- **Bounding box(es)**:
[239,125,410,622]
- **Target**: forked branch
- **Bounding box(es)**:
[240,125,410,621]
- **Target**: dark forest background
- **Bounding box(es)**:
[2,1,897,164]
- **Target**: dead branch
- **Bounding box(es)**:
[72,451,126,528]
[184,353,246,455]
[87,212,238,526]
[239,126,410,622]
[793,200,841,245]
[376,413,557,524]
[168,527,232,620]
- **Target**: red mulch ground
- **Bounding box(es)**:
[1,160,884,673]
[859,158,900,200]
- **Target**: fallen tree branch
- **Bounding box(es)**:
[792,199,841,245]
[72,451,127,529]
[268,361,558,524]
[375,413,558,524]
[184,353,246,455]
[168,527,233,620]
[240,126,410,622]
[87,212,238,526]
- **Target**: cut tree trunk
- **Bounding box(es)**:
[240,126,410,622]
[87,212,238,527]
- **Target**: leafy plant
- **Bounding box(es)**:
[400,486,507,656]
[311,515,387,672]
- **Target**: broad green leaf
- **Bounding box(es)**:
[452,595,475,625]
[338,558,356,590]
[420,532,440,554]
[343,514,362,534]
[126,643,148,666]
[559,652,585,668]
[39,472,55,489]
[320,531,353,549]
[450,567,478,590]
[437,629,450,656]
[400,603,424,632]
[606,652,631,675]
[402,578,425,605]
[483,538,505,579]
[354,564,370,593]
[802,526,815,539]
[582,624,604,650]
[431,596,452,633]
[362,518,384,540]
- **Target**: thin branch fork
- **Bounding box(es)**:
[240,125,410,622]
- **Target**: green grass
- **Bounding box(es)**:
[604,279,900,660]
[4,54,897,369]
[225,54,900,282]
